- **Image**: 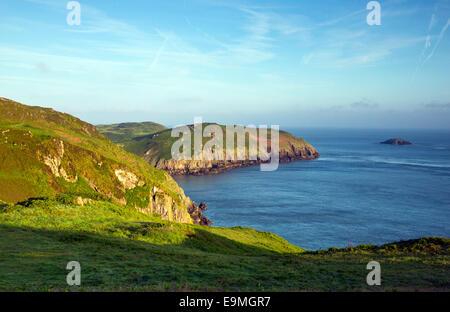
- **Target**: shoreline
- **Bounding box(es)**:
[155,152,321,176]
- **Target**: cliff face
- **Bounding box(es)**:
[0,98,210,225]
[154,142,320,175]
[98,122,320,176]
[144,127,320,176]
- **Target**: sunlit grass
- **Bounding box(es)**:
[0,199,448,292]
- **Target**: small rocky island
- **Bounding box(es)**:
[380,138,413,145]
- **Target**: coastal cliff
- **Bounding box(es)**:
[153,141,319,175]
[98,122,320,176]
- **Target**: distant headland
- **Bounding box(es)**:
[98,122,320,176]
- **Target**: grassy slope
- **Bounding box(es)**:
[96,122,167,153]
[0,98,185,207]
[0,199,448,291]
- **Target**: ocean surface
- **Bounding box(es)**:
[174,129,450,250]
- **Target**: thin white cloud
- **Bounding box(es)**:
[424,18,450,63]
[429,13,438,31]
[413,1,450,79]
[316,9,366,27]
[149,30,169,70]
[302,32,424,68]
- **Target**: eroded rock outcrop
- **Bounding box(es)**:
[187,201,212,226]
[40,138,77,182]
[114,169,142,189]
[134,186,211,225]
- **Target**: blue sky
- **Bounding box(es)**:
[1,0,449,128]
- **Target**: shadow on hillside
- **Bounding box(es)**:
[117,221,301,256]
[1,224,449,291]
[0,223,294,257]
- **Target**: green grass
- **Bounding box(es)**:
[0,98,191,221]
[0,199,448,292]
[96,122,167,149]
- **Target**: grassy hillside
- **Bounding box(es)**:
[97,122,167,152]
[0,98,200,224]
[0,198,448,291]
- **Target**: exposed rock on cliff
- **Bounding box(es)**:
[154,146,319,176]
[187,201,212,226]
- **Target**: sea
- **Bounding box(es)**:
[174,128,450,250]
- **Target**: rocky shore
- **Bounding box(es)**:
[154,143,320,176]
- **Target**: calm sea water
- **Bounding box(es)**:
[175,129,450,250]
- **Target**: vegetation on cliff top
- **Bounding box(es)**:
[98,122,319,166]
[96,122,167,150]
[0,198,448,291]
[0,98,196,223]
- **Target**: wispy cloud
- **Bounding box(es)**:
[351,98,379,109]
[424,18,450,63]
[302,35,423,68]
[428,13,438,31]
[413,1,450,79]
[423,102,450,110]
[316,9,366,27]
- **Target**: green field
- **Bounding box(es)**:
[96,122,167,154]
[0,198,448,292]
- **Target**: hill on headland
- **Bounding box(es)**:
[0,97,209,225]
[99,122,320,175]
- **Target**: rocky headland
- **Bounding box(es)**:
[98,122,320,176]
[143,125,319,176]
[153,142,320,176]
